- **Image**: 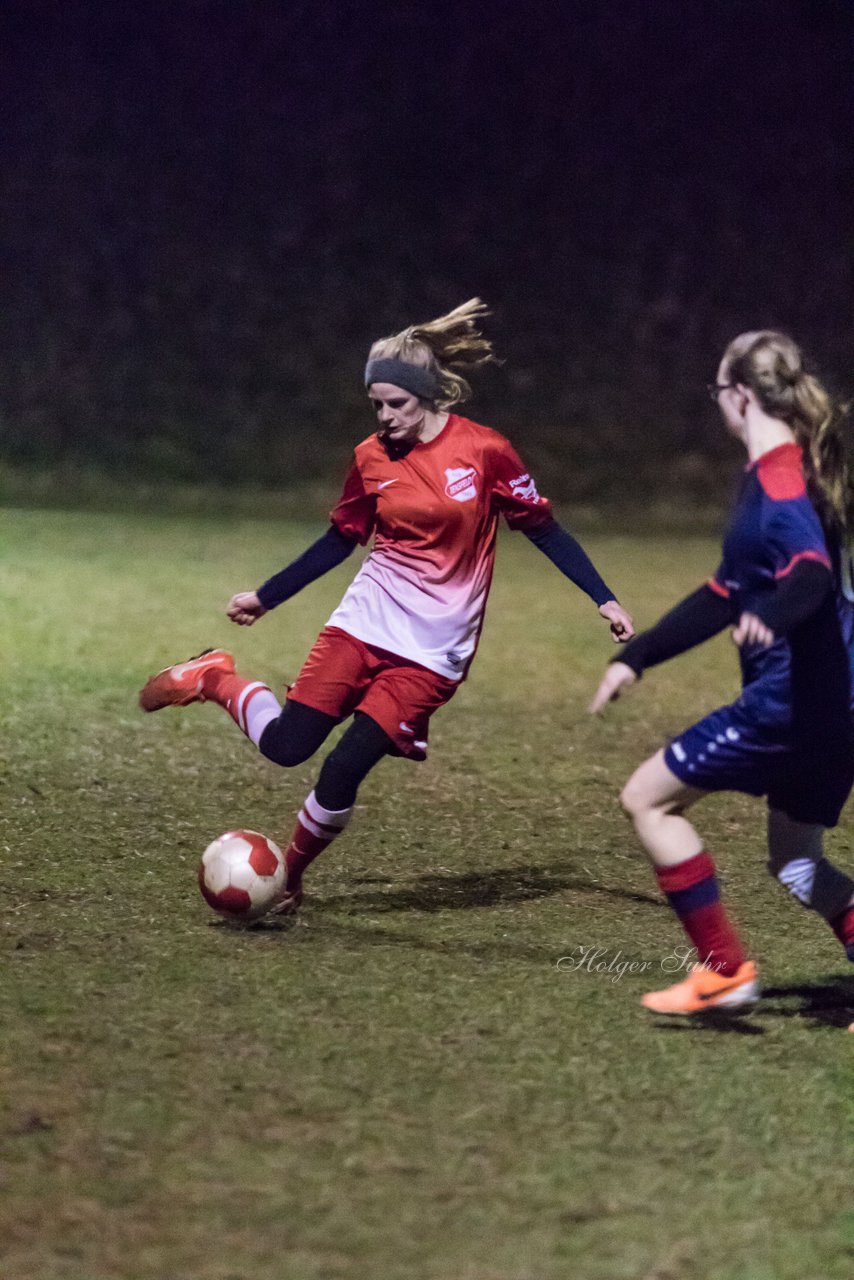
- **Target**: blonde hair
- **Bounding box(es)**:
[368,298,496,410]
[722,330,853,534]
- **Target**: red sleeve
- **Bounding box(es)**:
[329,456,377,545]
[490,438,553,531]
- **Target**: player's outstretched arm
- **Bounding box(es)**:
[614,583,734,673]
[589,582,735,710]
[227,525,358,625]
[523,518,634,640]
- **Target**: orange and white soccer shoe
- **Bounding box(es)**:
[641,960,759,1015]
[138,649,235,712]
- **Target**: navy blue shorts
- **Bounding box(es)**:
[664,702,854,828]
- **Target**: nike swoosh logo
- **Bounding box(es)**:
[378,479,398,489]
[697,983,738,1002]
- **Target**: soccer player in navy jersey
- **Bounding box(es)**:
[140,301,634,915]
[590,331,854,1014]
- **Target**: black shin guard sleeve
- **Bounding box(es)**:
[811,858,854,920]
[258,699,339,767]
[314,712,393,810]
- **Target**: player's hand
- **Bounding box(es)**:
[598,600,635,643]
[588,661,637,714]
[227,591,267,626]
[732,611,774,649]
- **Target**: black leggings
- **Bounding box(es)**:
[258,700,393,810]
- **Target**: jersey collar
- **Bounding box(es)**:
[746,441,802,472]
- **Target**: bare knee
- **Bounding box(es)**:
[619,776,641,820]
[620,774,668,823]
[620,775,689,829]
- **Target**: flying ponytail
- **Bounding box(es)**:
[367,299,497,410]
[723,331,853,535]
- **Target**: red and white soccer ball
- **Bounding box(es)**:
[198,830,285,922]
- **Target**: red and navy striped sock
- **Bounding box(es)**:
[831,904,854,961]
[654,851,746,977]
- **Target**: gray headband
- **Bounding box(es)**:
[364,357,440,401]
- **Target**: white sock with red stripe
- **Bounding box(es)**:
[201,667,281,746]
[284,790,353,895]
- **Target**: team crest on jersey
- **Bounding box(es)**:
[509,472,541,503]
[444,466,478,503]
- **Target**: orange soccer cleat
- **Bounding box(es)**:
[138,649,235,712]
[641,960,759,1015]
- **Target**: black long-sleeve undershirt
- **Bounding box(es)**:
[256,516,618,614]
[256,526,357,610]
[615,560,835,677]
[615,584,733,676]
[523,519,615,605]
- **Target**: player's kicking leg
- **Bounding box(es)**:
[139,648,288,746]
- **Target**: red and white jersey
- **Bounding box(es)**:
[326,413,552,681]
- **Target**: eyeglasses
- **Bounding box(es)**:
[706,382,734,403]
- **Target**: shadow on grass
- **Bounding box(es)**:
[759,977,854,1030]
[654,1013,767,1036]
[318,919,558,966]
[207,863,663,967]
[200,862,666,966]
[214,913,556,965]
[216,908,555,965]
[313,863,661,916]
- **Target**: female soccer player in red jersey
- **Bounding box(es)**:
[141,300,634,914]
[590,331,854,1015]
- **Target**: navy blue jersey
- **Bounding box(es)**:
[709,442,853,727]
[831,538,854,710]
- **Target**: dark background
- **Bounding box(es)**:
[1,0,851,507]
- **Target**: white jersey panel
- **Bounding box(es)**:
[326,543,491,680]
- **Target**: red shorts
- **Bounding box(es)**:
[286,626,458,760]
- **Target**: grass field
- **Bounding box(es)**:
[2,507,853,1280]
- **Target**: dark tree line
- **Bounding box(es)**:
[1,0,851,505]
